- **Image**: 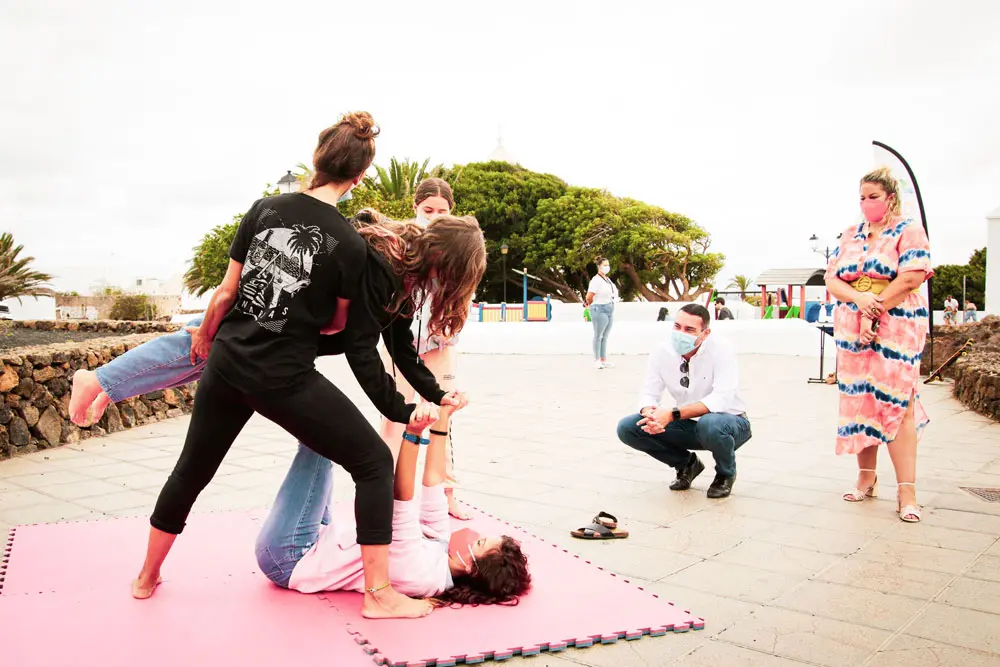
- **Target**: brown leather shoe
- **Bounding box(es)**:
[669,454,705,491]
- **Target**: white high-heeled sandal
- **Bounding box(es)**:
[897,482,921,522]
[843,468,878,502]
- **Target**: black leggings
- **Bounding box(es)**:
[150,366,394,545]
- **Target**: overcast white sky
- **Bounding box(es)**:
[2,0,998,295]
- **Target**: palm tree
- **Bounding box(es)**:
[365,158,444,201]
[727,274,754,300]
[288,225,323,278]
[0,233,52,302]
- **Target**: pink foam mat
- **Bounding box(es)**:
[1,510,267,596]
[0,578,370,667]
[318,505,704,666]
[0,507,704,667]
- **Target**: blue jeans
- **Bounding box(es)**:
[617,412,752,478]
[255,443,333,588]
[96,316,206,402]
[591,303,614,360]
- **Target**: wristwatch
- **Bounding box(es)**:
[672,407,682,422]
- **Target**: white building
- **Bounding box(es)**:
[987,204,1000,315]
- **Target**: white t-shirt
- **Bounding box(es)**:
[588,274,618,305]
[637,335,747,419]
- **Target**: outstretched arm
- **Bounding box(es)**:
[422,405,456,488]
[392,404,441,502]
[190,260,242,363]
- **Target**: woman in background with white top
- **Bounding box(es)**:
[585,257,618,369]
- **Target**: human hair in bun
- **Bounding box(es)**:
[310,111,380,189]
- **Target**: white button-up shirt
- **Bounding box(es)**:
[638,335,747,419]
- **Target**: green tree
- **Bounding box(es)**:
[110,294,157,321]
[184,184,280,296]
[523,187,618,301]
[450,161,568,302]
[524,190,724,302]
[184,216,241,296]
[366,158,441,202]
[727,274,754,300]
[0,232,52,302]
[932,247,986,307]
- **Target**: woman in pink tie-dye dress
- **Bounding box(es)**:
[824,167,932,523]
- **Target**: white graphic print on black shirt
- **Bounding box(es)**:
[235,213,339,333]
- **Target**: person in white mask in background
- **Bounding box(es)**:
[615,304,751,499]
[378,178,472,520]
[585,256,619,369]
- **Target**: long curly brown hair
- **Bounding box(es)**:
[352,209,486,338]
[432,535,532,608]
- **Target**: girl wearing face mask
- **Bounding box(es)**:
[824,167,932,523]
[585,257,619,369]
[255,402,532,609]
[378,178,471,520]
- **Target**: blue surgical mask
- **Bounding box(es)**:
[430,277,440,293]
[671,330,700,356]
[338,188,353,203]
[415,214,431,227]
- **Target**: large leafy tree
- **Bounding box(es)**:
[184,184,279,296]
[933,248,986,306]
[523,190,724,302]
[450,161,568,302]
[0,232,52,302]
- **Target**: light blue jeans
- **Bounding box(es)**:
[591,303,614,360]
[96,316,206,402]
[255,443,333,588]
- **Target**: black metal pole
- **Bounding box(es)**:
[873,141,933,371]
[502,255,507,303]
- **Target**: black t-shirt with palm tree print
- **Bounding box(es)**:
[212,193,367,392]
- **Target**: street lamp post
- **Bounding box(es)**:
[276,170,298,195]
[809,233,842,263]
[500,242,509,304]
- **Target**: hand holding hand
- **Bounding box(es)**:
[407,403,439,434]
[854,291,884,320]
[440,390,469,411]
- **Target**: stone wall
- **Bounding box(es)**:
[953,352,1000,422]
[922,315,1000,422]
[7,319,182,334]
[0,329,196,459]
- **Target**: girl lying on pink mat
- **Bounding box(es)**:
[255,403,532,613]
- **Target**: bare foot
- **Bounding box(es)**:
[70,370,108,426]
[131,574,163,600]
[361,586,433,619]
[448,498,471,521]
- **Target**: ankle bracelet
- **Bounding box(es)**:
[366,582,391,595]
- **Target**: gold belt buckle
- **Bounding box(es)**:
[855,276,873,292]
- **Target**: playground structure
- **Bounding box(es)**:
[754,268,828,320]
[472,267,553,322]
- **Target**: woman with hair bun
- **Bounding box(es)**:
[825,166,933,523]
[128,112,459,619]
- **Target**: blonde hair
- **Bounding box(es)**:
[860,167,902,216]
